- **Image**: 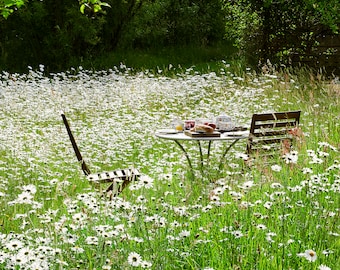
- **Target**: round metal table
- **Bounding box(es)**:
[155,130,249,179]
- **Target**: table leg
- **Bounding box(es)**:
[173,138,241,179]
[174,140,195,179]
[197,141,204,175]
[218,139,240,170]
[207,141,212,164]
[198,140,213,174]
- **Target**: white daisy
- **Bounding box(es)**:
[318,265,331,270]
[127,251,142,267]
[179,230,191,238]
[271,164,282,172]
[297,249,317,262]
[5,239,24,251]
[231,230,244,238]
[141,260,152,269]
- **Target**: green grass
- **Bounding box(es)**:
[81,43,241,75]
[0,63,339,269]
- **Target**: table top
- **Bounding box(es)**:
[155,130,249,141]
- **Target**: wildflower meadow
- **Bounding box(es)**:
[0,64,339,269]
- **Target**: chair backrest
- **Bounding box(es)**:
[61,113,91,176]
[247,110,301,156]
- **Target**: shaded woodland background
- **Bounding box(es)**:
[0,0,339,74]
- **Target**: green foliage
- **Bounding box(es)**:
[305,0,340,33]
[0,0,25,18]
[0,0,229,73]
[0,0,111,18]
[222,0,340,69]
[223,1,261,56]
[0,0,106,72]
[0,0,339,73]
[79,0,111,16]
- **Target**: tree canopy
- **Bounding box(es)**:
[0,0,339,73]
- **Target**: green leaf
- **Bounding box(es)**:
[80,4,85,14]
[93,4,101,13]
[4,0,15,6]
[16,0,25,8]
[1,8,13,19]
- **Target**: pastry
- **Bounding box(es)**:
[190,124,214,133]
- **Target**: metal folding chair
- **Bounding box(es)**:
[61,113,140,198]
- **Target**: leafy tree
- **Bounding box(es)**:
[99,0,146,50]
[0,0,106,72]
[223,0,340,67]
[0,0,151,72]
[123,0,225,48]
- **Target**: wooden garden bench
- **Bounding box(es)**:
[246,110,301,159]
[61,112,141,198]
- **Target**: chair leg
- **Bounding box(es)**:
[116,179,132,195]
[103,180,129,199]
[105,175,140,199]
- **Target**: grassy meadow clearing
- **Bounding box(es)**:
[0,63,339,270]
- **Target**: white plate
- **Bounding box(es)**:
[157,129,178,134]
[223,131,249,137]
